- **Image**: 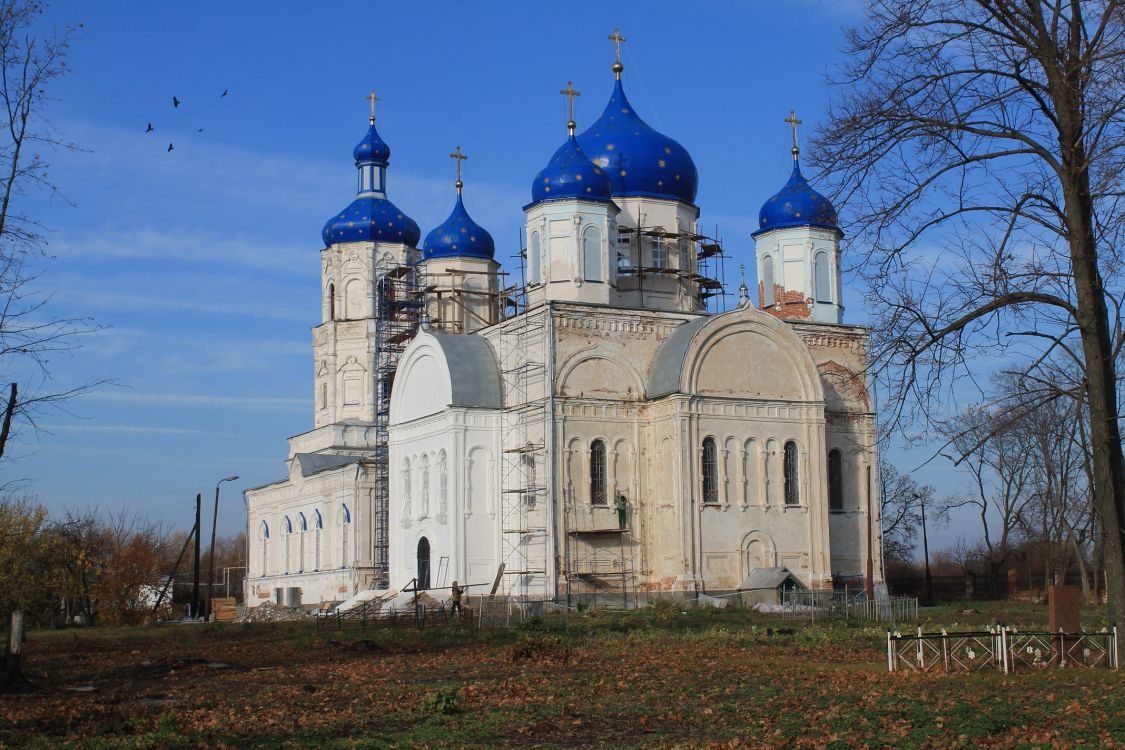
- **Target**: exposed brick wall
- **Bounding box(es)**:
[757,281,812,320]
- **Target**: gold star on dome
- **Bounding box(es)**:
[658,159,666,168]
[620,169,627,176]
[606,143,615,151]
[576,174,583,180]
[664,147,671,154]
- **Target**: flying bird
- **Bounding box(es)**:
[221,89,229,98]
[197,128,204,133]
[145,122,153,132]
[167,143,174,152]
[172,96,180,108]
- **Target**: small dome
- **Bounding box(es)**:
[529,134,613,206]
[322,116,419,248]
[754,161,840,237]
[322,195,421,246]
[576,79,698,204]
[353,121,390,164]
[422,193,495,260]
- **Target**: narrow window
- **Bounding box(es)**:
[259,521,270,577]
[814,252,831,303]
[340,504,351,568]
[679,237,690,270]
[617,232,631,269]
[762,256,775,306]
[702,437,718,504]
[417,537,431,590]
[784,441,799,505]
[320,382,328,410]
[314,511,323,571]
[650,234,666,268]
[297,513,307,573]
[828,449,843,510]
[583,225,603,282]
[283,516,292,574]
[328,283,335,321]
[528,232,541,285]
[590,439,607,505]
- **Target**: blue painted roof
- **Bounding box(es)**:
[753,160,840,237]
[322,119,420,247]
[422,193,495,260]
[322,195,421,247]
[576,78,698,204]
[353,120,390,164]
[529,134,614,207]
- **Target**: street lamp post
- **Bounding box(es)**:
[207,475,239,620]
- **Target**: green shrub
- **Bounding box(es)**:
[421,685,461,716]
[506,633,573,664]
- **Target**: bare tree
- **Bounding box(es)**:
[0,0,98,465]
[814,1,1125,625]
[878,457,930,564]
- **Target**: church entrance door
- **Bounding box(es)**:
[417,537,431,590]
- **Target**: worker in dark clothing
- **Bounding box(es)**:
[450,580,463,618]
[616,495,628,530]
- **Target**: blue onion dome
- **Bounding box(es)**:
[576,77,698,204]
[754,159,840,237]
[529,134,614,206]
[422,193,495,260]
[321,114,420,247]
[353,121,390,164]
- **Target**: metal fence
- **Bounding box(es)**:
[887,626,1119,672]
[778,590,918,624]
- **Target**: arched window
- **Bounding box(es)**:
[814,251,831,303]
[327,283,336,321]
[313,510,323,571]
[417,537,431,590]
[283,516,293,574]
[702,437,719,504]
[340,504,351,569]
[679,237,690,270]
[828,449,843,510]
[344,278,363,319]
[401,458,412,519]
[528,232,541,285]
[590,439,607,505]
[583,225,603,282]
[784,441,799,505]
[297,513,308,573]
[258,521,270,577]
[762,256,775,306]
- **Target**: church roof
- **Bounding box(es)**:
[528,134,614,207]
[753,159,840,238]
[576,77,698,205]
[422,193,496,260]
[427,332,502,408]
[295,452,365,478]
[647,316,710,398]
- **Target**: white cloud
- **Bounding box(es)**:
[41,423,206,435]
[86,391,306,412]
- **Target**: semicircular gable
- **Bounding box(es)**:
[682,310,823,402]
[559,348,644,400]
[390,338,452,424]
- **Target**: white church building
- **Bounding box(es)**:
[244,40,883,608]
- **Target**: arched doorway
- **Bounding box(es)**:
[416,537,431,590]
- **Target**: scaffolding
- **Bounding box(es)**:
[564,503,636,610]
[373,262,424,589]
[496,238,551,603]
[614,223,729,313]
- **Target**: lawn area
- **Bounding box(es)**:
[1,601,1122,749]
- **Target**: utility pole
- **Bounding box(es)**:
[191,493,201,620]
[865,465,875,600]
[918,491,933,604]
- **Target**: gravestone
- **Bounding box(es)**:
[1048,584,1080,633]
[1048,584,1081,665]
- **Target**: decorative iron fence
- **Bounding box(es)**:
[778,590,918,623]
[886,627,1119,673]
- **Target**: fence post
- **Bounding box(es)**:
[1001,627,1010,674]
[1113,626,1119,670]
[916,626,924,670]
[1058,629,1065,667]
[941,628,949,672]
[887,631,893,672]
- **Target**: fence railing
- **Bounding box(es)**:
[778,590,918,623]
[887,626,1119,672]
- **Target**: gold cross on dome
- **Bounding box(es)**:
[560,81,581,132]
[450,145,467,192]
[784,110,802,159]
[367,91,380,123]
[608,28,626,62]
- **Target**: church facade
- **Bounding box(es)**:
[244,40,882,607]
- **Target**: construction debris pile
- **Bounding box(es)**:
[239,601,311,623]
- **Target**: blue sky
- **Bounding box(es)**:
[14,0,972,547]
